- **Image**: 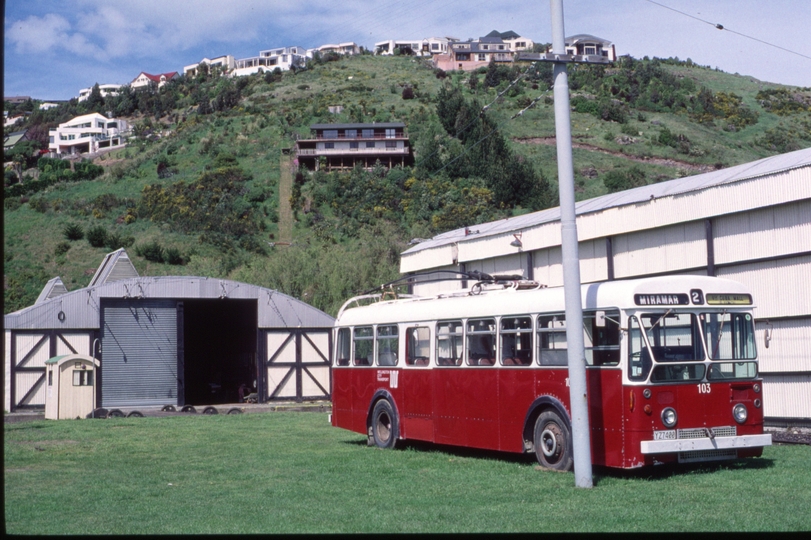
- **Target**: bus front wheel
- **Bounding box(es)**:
[534,410,573,471]
[371,399,399,449]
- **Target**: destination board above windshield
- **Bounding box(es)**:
[706,293,753,305]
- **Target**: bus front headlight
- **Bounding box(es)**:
[661,407,677,428]
[733,403,748,424]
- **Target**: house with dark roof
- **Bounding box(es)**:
[295,122,413,171]
[563,34,616,61]
[432,30,533,72]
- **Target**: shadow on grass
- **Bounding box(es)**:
[343,435,775,485]
[592,455,776,483]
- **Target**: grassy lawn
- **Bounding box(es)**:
[5,412,810,533]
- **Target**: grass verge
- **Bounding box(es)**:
[4,412,810,533]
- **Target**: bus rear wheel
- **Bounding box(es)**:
[371,399,399,449]
[534,410,573,471]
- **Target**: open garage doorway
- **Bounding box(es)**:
[181,299,258,406]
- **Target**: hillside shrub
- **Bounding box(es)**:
[164,247,184,265]
[86,226,108,248]
[603,166,647,193]
[63,223,84,241]
[104,231,134,250]
[136,240,164,262]
[28,196,48,213]
[55,242,71,256]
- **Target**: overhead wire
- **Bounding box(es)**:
[644,0,811,62]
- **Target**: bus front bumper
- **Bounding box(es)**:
[641,433,772,454]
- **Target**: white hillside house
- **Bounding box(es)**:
[232,46,309,77]
[48,113,129,156]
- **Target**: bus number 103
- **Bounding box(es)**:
[697,383,712,394]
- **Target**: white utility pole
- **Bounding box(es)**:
[549,0,593,488]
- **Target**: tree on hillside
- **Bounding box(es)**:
[83,83,105,113]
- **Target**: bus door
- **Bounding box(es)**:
[458,318,500,450]
[433,320,466,445]
[583,310,623,467]
[401,326,434,441]
[497,316,535,452]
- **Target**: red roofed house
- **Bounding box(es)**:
[130,71,179,90]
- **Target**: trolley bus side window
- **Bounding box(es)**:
[500,317,533,366]
[353,326,374,366]
[467,318,496,366]
[584,310,621,366]
[406,327,431,366]
[436,320,463,366]
[538,314,568,366]
[376,325,399,366]
[336,328,351,366]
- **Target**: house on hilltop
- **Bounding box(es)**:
[484,30,534,52]
[433,36,512,72]
[295,122,413,171]
[232,46,308,77]
[77,84,123,102]
[375,37,457,57]
[312,42,361,56]
[562,34,616,61]
[183,55,236,77]
[130,71,179,90]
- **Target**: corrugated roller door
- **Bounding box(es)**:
[101,299,178,408]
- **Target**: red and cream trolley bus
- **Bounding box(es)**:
[330,274,771,470]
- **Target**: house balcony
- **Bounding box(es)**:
[297,132,408,141]
[296,147,410,157]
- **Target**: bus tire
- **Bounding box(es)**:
[371,399,398,449]
[533,410,573,471]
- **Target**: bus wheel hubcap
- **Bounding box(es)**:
[541,427,559,457]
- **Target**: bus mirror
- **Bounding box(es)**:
[596,311,606,327]
[764,322,773,349]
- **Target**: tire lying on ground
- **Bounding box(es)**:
[127,411,144,418]
[108,409,125,418]
[87,408,108,419]
[180,405,197,413]
[202,406,218,415]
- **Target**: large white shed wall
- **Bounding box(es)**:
[761,374,811,420]
[717,255,811,319]
[756,318,811,373]
[612,221,707,278]
[714,200,811,264]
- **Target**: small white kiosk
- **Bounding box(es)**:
[44,354,99,420]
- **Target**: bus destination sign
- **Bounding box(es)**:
[706,293,753,305]
[634,293,689,306]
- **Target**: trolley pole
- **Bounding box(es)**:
[549,0,593,488]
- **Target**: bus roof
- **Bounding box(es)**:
[335,275,753,327]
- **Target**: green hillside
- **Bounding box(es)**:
[5,54,811,316]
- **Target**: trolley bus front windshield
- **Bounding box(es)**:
[629,310,757,383]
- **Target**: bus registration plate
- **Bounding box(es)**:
[654,430,677,440]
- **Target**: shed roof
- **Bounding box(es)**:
[5,249,334,330]
[402,146,811,259]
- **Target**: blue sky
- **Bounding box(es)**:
[5,0,811,100]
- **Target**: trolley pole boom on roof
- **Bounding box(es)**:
[549,0,592,488]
